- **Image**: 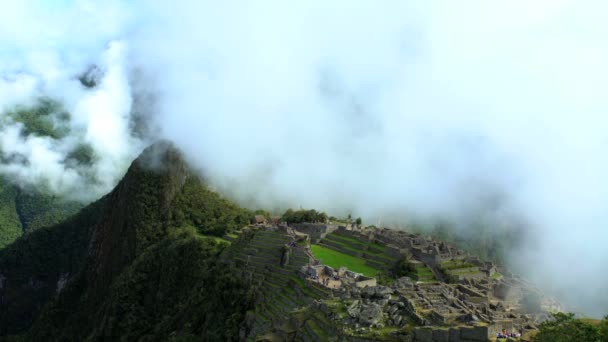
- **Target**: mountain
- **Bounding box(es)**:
[0,141,586,341]
[0,176,82,249]
[0,98,90,250]
[0,142,252,340]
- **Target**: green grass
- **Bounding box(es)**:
[439,260,475,270]
[310,245,379,277]
[326,234,367,247]
[580,318,602,326]
[491,272,502,279]
[321,238,364,255]
[324,233,389,257]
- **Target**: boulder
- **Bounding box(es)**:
[347,300,361,318]
[389,305,399,315]
[362,285,393,298]
[358,303,384,326]
[394,276,415,289]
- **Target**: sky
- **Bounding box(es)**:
[1,0,608,316]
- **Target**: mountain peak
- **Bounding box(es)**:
[87,140,191,297]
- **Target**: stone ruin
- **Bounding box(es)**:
[256,221,562,340]
[290,223,339,243]
[299,265,376,290]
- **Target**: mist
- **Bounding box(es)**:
[2,0,608,316]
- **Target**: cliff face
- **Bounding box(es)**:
[85,142,189,302]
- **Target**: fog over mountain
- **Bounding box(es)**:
[1,0,607,316]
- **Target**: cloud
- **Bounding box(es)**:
[0,2,143,199]
[2,0,608,315]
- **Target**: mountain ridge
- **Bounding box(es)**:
[1,141,599,341]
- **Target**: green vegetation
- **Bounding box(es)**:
[438,259,475,270]
[0,143,256,340]
[311,244,379,276]
[0,176,82,249]
[533,312,608,342]
[281,208,328,224]
[0,198,103,335]
[171,176,251,236]
[491,271,502,279]
[437,259,481,282]
[64,143,96,166]
[0,180,22,249]
[393,258,435,281]
[16,190,82,233]
[3,98,70,139]
[32,226,251,341]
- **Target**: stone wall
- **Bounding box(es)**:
[292,223,338,243]
[354,277,377,288]
[413,325,489,342]
[384,245,403,258]
[488,320,514,337]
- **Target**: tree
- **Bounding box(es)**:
[392,258,416,278]
[355,217,362,225]
[281,208,328,224]
[599,316,608,341]
[533,313,600,342]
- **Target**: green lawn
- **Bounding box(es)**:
[310,245,379,277]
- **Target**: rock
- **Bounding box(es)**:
[458,313,479,323]
[362,285,393,298]
[347,300,361,318]
[392,314,402,326]
[56,273,69,293]
[378,299,389,307]
[389,305,399,315]
[377,286,394,295]
[394,276,414,289]
[358,303,384,326]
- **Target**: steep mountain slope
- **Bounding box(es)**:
[0,142,253,340]
[0,177,82,249]
[0,199,104,335]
